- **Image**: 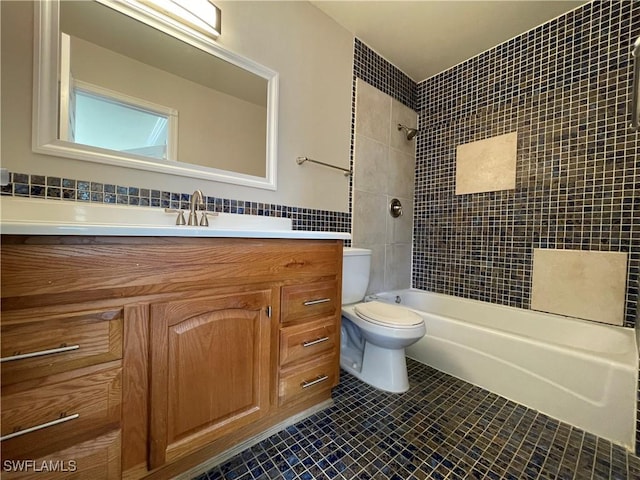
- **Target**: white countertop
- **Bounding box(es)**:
[0,197,351,240]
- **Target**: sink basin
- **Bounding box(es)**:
[0,196,296,235]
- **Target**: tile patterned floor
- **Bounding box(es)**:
[194,359,640,479]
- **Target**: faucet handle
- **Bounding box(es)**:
[164,208,186,225]
[199,211,218,227]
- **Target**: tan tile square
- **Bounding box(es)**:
[455,132,517,195]
[531,249,628,325]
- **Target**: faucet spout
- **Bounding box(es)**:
[188,189,204,226]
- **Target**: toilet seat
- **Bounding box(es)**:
[354,301,423,328]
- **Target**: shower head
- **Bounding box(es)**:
[397,124,418,140]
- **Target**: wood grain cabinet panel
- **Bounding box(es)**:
[1,362,122,462]
[1,429,121,480]
[1,236,343,479]
[148,290,272,469]
[281,280,339,324]
[278,357,338,406]
[278,279,341,407]
[1,308,122,386]
[279,319,338,367]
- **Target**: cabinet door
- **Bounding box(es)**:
[148,290,272,469]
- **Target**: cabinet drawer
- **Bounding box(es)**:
[1,429,121,480]
[281,281,338,324]
[1,308,123,386]
[279,358,338,406]
[1,362,122,461]
[280,319,338,367]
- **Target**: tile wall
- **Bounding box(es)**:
[411,0,639,454]
[353,38,416,111]
[353,0,640,457]
[352,79,417,293]
[0,172,351,233]
[414,0,639,328]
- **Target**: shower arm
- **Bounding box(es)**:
[631,36,640,131]
[296,157,352,177]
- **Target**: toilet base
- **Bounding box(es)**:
[340,342,409,393]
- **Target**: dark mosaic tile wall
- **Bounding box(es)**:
[0,172,351,233]
[353,38,417,111]
[411,0,640,456]
[414,0,640,327]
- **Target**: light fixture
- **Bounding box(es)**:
[140,0,221,39]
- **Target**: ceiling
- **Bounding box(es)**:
[311,1,586,82]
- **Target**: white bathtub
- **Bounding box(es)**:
[372,289,638,451]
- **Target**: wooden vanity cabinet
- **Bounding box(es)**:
[0,236,343,480]
[278,280,341,406]
[148,290,273,469]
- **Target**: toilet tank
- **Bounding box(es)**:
[342,248,372,304]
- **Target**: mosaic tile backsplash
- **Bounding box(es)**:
[0,172,351,233]
[413,0,640,328]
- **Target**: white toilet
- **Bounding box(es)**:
[341,247,426,393]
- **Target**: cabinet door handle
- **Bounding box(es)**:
[302,336,329,347]
[300,375,329,389]
[303,298,331,306]
[0,413,79,442]
[0,345,80,363]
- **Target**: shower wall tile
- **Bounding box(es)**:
[413,0,640,330]
[390,98,419,155]
[385,243,412,291]
[353,77,417,294]
[352,189,387,245]
[355,79,391,144]
[386,195,413,244]
[531,248,628,326]
[368,244,386,294]
[455,131,518,195]
[354,135,388,194]
[353,38,416,110]
[388,148,416,198]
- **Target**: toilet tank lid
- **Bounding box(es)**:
[343,247,372,256]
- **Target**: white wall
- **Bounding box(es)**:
[0,1,353,212]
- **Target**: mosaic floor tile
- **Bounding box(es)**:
[195,359,640,479]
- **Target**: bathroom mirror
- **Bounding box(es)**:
[33,0,278,190]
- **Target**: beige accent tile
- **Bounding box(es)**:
[455,131,517,195]
[388,148,415,198]
[531,249,628,326]
[352,190,387,246]
[355,79,391,143]
[390,99,418,155]
[354,134,388,194]
[386,196,413,244]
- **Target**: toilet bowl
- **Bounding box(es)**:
[341,248,426,393]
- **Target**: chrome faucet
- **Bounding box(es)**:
[188,189,204,226]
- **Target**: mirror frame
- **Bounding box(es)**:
[33,0,279,190]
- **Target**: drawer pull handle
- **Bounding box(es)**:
[0,413,79,442]
[0,345,80,363]
[301,375,328,389]
[303,298,331,306]
[302,337,329,347]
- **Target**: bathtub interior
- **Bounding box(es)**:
[369,288,639,451]
[372,289,637,359]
